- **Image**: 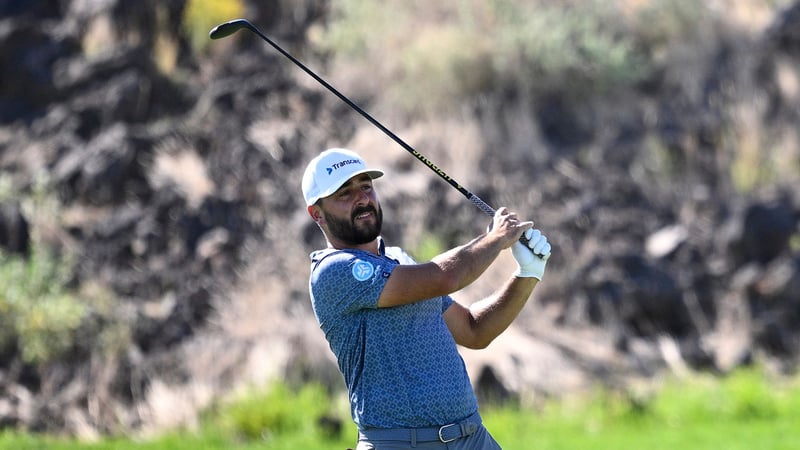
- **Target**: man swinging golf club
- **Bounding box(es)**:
[211,19,551,448]
[303,148,551,449]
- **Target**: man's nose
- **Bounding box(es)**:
[354,189,370,205]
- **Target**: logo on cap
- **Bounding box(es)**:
[327,159,361,176]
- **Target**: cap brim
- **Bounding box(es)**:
[307,168,384,206]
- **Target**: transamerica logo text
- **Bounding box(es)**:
[326,159,361,175]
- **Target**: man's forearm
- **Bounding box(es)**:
[467,276,538,347]
[431,233,505,293]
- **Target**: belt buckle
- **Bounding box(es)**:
[438,423,459,443]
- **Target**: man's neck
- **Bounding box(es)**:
[328,237,381,256]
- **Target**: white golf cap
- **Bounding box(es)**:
[302,148,384,206]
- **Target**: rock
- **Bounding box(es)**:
[579,254,689,337]
[461,328,596,403]
[0,16,80,122]
[645,224,688,259]
[0,201,29,255]
[741,200,796,264]
[768,1,800,55]
[707,291,753,373]
[52,124,148,205]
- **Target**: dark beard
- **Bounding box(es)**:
[325,205,383,246]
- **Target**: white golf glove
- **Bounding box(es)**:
[511,228,551,280]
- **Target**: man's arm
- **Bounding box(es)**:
[442,277,537,349]
[444,228,551,349]
[377,207,528,308]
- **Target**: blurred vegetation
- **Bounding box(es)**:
[0,368,797,449]
[319,0,654,113]
[483,367,800,449]
[0,244,128,366]
[410,232,448,262]
[210,382,352,444]
[649,368,798,423]
[182,0,245,54]
[0,180,127,366]
[0,245,83,365]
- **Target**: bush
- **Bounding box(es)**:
[0,179,125,366]
[0,246,131,373]
[212,382,351,444]
[0,245,86,365]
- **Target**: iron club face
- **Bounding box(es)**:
[209,19,252,40]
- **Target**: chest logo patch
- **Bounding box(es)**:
[352,260,375,281]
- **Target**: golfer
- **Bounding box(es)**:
[303,148,551,449]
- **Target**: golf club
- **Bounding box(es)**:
[209,19,543,257]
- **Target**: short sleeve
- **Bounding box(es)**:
[310,250,396,326]
[441,295,454,313]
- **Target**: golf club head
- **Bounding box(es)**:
[209,19,252,40]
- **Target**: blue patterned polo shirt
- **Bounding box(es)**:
[309,239,478,429]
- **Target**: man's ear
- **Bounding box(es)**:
[308,204,324,224]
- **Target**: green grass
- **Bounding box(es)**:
[0,368,797,449]
[486,410,799,450]
[484,369,800,449]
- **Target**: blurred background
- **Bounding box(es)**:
[1,0,799,445]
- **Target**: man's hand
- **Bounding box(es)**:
[488,207,534,248]
[511,228,551,280]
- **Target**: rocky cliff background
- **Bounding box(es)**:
[1,0,799,439]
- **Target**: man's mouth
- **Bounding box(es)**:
[355,211,373,220]
[353,208,376,221]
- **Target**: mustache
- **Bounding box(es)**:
[352,205,377,221]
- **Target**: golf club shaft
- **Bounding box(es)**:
[210,19,543,255]
[211,19,494,215]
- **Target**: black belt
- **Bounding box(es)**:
[358,411,482,444]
